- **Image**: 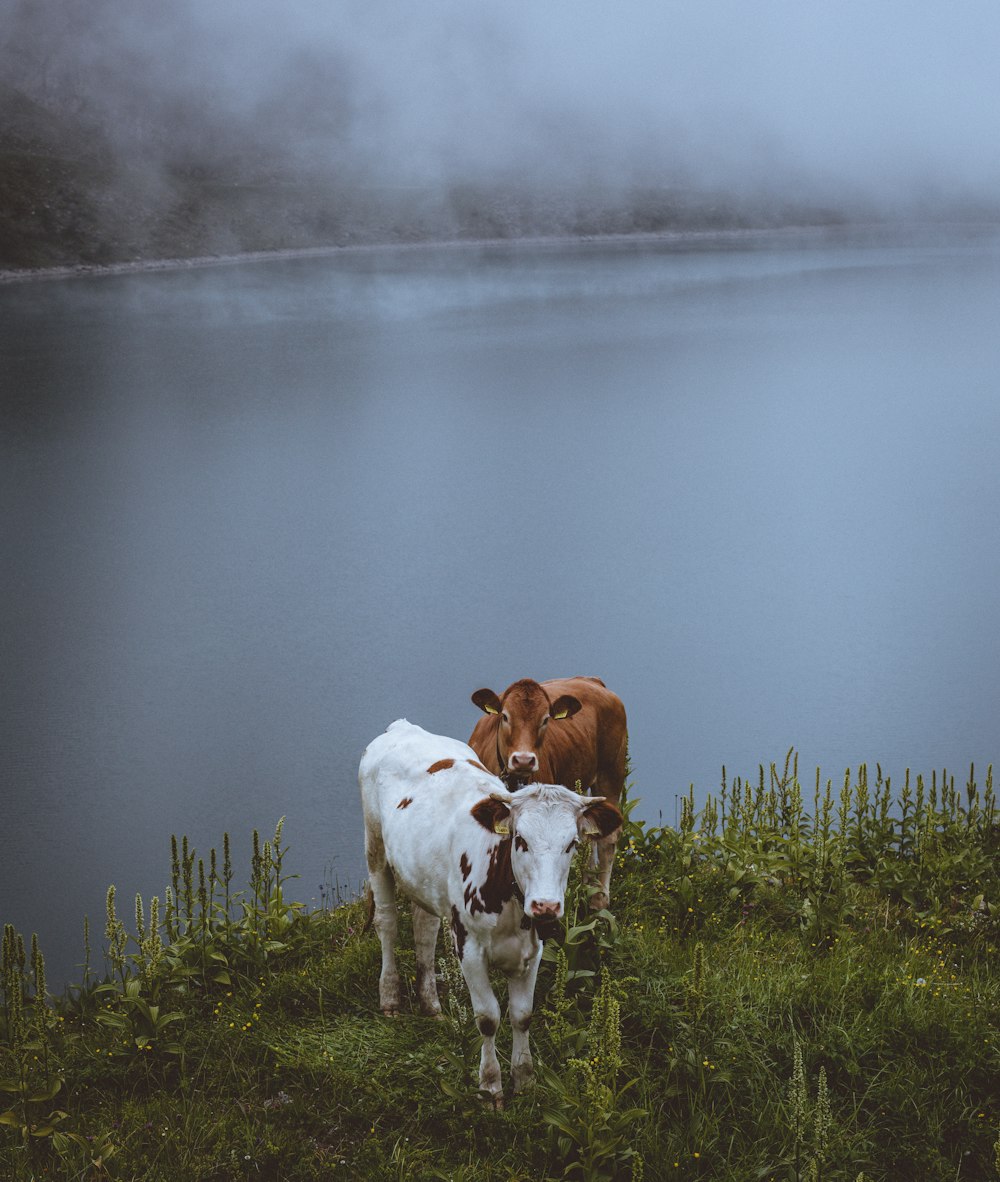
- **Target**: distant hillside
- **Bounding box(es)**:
[4,0,1000,277]
[0,83,111,267]
[1,81,856,273]
[0,82,368,268]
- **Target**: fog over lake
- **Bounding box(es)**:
[4,0,1000,243]
[3,227,1000,984]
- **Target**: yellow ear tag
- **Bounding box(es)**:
[495,819,510,836]
[483,704,499,715]
[552,708,568,719]
[580,818,600,837]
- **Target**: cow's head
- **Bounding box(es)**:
[471,784,622,929]
[471,679,581,783]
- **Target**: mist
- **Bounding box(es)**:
[4,0,1000,244]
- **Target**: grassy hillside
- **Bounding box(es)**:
[2,759,998,1180]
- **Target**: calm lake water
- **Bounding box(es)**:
[3,226,1000,984]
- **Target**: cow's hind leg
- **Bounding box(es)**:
[590,830,620,912]
[366,832,401,1015]
[459,945,504,1106]
[580,789,621,912]
[590,745,626,910]
[507,945,542,1093]
[412,904,442,1017]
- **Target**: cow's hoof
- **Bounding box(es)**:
[477,1087,504,1110]
[381,1006,400,1018]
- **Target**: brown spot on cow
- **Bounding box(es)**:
[463,881,486,916]
[467,759,489,773]
[427,758,456,775]
[396,797,413,809]
[479,839,515,915]
[450,905,467,960]
[460,852,472,881]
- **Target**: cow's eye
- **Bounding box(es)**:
[565,839,579,853]
[514,834,529,853]
[501,712,509,724]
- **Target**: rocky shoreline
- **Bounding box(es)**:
[6,219,1000,288]
[0,226,805,285]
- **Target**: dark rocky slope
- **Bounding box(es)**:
[0,82,859,274]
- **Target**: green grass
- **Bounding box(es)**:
[2,761,999,1181]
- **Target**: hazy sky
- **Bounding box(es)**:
[158,0,1000,208]
[346,1,1000,199]
[6,1,1000,213]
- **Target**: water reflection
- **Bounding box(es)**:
[3,228,1000,982]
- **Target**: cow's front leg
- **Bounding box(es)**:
[459,945,504,1106]
[369,864,401,1015]
[412,904,442,1017]
[507,945,542,1093]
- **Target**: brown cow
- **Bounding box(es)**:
[468,677,627,910]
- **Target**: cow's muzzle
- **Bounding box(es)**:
[508,751,538,775]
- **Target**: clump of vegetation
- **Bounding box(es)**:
[2,757,998,1180]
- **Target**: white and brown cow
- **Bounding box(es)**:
[469,676,628,910]
[359,718,621,1105]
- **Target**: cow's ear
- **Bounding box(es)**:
[471,794,512,835]
[549,694,582,721]
[472,688,502,716]
[579,798,623,839]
